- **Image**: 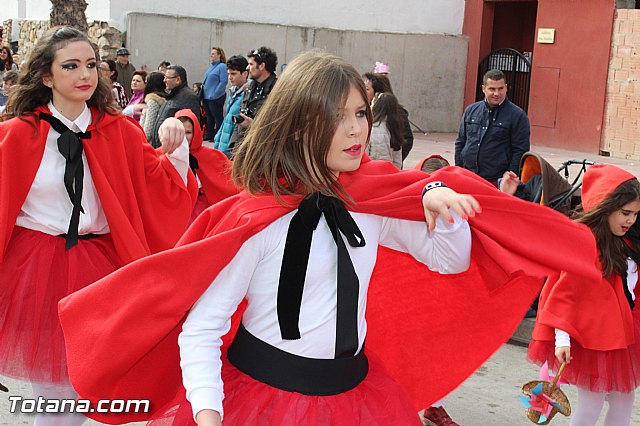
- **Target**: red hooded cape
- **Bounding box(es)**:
[58,160,600,423]
[175,109,238,206]
[532,164,638,350]
[0,106,198,264]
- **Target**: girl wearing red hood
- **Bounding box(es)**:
[528,164,640,425]
[0,26,195,425]
[174,109,238,222]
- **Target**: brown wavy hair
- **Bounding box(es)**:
[212,47,226,64]
[2,26,116,123]
[372,92,405,151]
[575,178,640,277]
[232,50,372,204]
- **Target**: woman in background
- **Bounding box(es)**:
[140,71,167,142]
[367,92,404,169]
[100,59,128,108]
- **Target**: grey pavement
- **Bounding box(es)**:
[1,133,638,425]
[403,132,640,176]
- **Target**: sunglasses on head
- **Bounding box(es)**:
[251,50,263,61]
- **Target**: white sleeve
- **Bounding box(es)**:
[554,328,571,348]
[627,258,637,301]
[122,105,135,117]
[179,233,264,421]
[380,210,471,274]
[165,136,189,185]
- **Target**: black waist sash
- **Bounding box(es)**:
[227,325,368,396]
[57,233,101,241]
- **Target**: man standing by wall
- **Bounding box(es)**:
[455,70,530,185]
[150,65,201,148]
[115,47,136,99]
[236,46,278,142]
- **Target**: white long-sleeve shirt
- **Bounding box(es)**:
[555,258,637,348]
[179,209,471,419]
[15,102,189,236]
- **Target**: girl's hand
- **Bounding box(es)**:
[422,186,481,231]
[499,171,520,195]
[195,409,222,426]
[555,346,571,364]
[158,117,186,154]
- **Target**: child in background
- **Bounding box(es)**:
[59,51,600,426]
[415,153,461,426]
[213,55,251,158]
[528,164,640,426]
[174,109,238,222]
[417,154,450,174]
[367,92,404,169]
[0,26,194,425]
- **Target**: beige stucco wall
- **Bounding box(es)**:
[126,13,468,132]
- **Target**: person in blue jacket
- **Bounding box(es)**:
[454,69,530,186]
[213,55,250,158]
[202,47,228,140]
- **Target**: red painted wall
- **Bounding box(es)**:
[528,0,615,153]
[491,2,537,53]
[462,0,495,109]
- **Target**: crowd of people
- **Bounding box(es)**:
[0,26,638,426]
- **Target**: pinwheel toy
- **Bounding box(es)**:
[520,361,571,424]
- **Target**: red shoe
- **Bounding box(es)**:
[422,406,460,426]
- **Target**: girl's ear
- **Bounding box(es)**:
[42,74,53,88]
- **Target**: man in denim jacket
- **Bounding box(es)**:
[454,70,530,185]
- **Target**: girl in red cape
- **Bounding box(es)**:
[173,109,238,223]
[60,51,599,426]
[0,26,195,425]
[528,164,640,425]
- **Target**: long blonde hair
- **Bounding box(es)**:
[232,50,372,203]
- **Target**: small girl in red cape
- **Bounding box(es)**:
[173,109,238,223]
[0,26,194,425]
[58,51,600,426]
[528,164,640,425]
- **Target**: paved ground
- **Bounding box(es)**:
[403,132,640,175]
[1,134,639,425]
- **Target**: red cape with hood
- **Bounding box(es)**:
[0,106,198,264]
[532,164,638,350]
[175,109,238,206]
[58,160,600,424]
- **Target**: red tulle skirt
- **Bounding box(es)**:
[0,226,121,384]
[189,192,210,225]
[527,306,640,393]
[148,353,423,426]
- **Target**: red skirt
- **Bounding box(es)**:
[527,306,640,393]
[148,353,423,426]
[0,226,121,384]
[189,192,210,225]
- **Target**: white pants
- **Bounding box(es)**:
[31,382,86,426]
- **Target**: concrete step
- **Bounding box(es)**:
[510,318,535,346]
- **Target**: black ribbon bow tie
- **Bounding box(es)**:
[40,113,92,250]
[189,153,199,177]
[277,192,366,358]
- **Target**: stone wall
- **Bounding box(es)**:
[601,9,640,159]
[2,19,123,63]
